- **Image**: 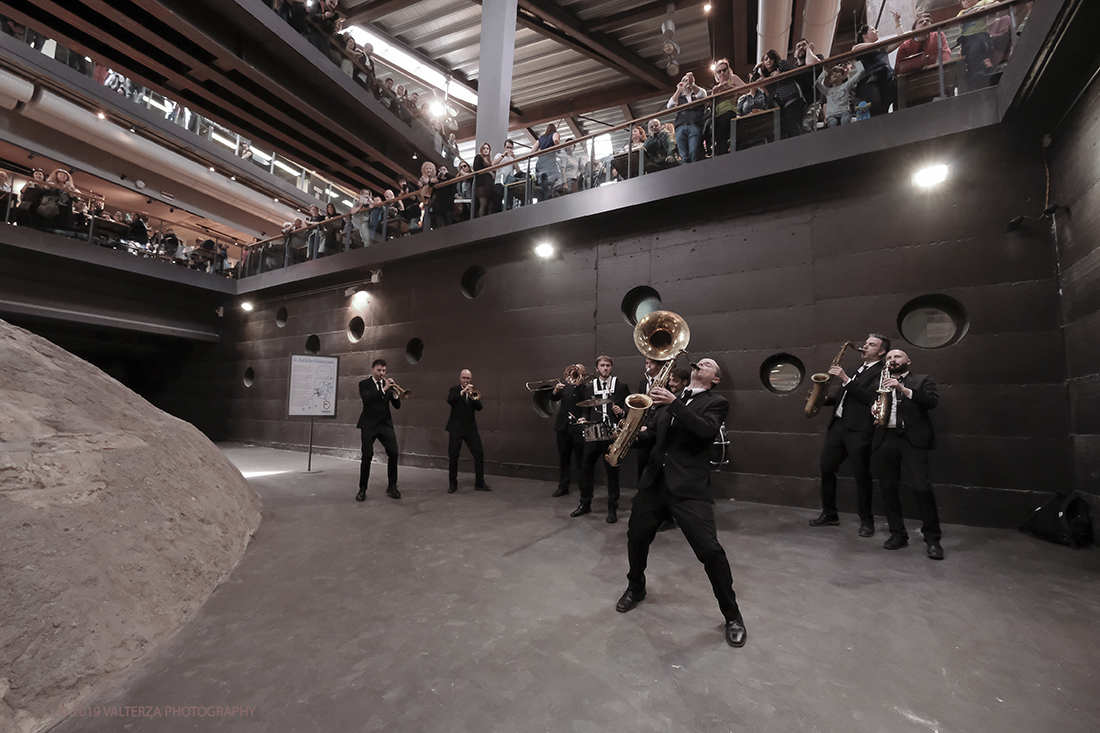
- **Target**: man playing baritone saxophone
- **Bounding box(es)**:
[616,358,747,648]
[573,355,629,523]
[809,333,889,536]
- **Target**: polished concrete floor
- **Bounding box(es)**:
[52,445,1100,733]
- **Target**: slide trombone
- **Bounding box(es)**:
[526,364,595,392]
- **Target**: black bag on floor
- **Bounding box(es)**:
[1020,493,1094,548]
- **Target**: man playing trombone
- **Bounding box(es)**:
[446,369,489,493]
[549,366,588,498]
[356,358,402,501]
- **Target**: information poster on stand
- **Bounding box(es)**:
[288,355,339,417]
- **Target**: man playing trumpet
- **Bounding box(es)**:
[809,334,888,536]
[356,358,403,501]
[446,369,489,493]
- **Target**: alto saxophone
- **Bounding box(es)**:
[604,311,690,467]
[870,365,891,427]
[804,341,857,418]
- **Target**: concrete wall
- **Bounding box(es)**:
[205,123,1068,528]
[1050,74,1100,500]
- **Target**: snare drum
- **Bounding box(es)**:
[583,423,613,443]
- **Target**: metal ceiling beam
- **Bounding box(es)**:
[343,0,421,26]
[565,116,583,137]
[586,0,693,33]
[2,0,410,190]
[515,0,672,91]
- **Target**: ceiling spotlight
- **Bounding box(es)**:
[240,301,255,312]
[208,166,215,172]
[666,59,680,77]
[273,197,279,202]
[534,242,554,258]
[230,175,236,181]
[704,3,712,11]
[129,126,136,133]
[412,153,418,160]
[913,164,949,187]
[215,306,225,317]
[352,291,369,307]
[97,112,105,120]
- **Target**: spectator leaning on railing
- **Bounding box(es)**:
[749,50,805,139]
[710,58,748,156]
[852,14,903,117]
[895,14,952,75]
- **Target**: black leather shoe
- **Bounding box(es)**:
[386,486,401,499]
[474,484,491,491]
[615,588,645,613]
[447,485,457,494]
[883,533,909,550]
[808,512,840,527]
[725,617,747,648]
[570,503,591,517]
[552,487,569,497]
[926,541,944,560]
[657,518,677,532]
[858,521,875,537]
[355,489,366,502]
[606,509,618,524]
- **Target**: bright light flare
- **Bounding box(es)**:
[351,291,369,308]
[913,164,949,187]
[534,243,554,258]
[240,301,255,312]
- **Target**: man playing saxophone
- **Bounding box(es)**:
[809,333,889,537]
[616,358,748,648]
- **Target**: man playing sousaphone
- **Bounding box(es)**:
[809,333,889,536]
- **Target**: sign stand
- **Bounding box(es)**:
[288,354,339,474]
[303,419,320,474]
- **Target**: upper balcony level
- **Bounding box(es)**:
[0,0,1092,312]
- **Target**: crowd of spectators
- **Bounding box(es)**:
[1,165,235,275]
[260,0,444,137]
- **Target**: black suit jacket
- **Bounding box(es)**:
[825,361,884,433]
[445,385,482,434]
[639,389,729,501]
[580,377,631,426]
[550,384,584,432]
[872,373,938,450]
[356,378,401,434]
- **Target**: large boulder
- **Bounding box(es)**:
[0,319,261,733]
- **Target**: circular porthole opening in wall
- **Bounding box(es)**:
[243,367,255,387]
[347,316,365,342]
[759,354,805,394]
[276,307,288,327]
[620,286,662,326]
[461,266,487,299]
[304,334,321,354]
[897,295,968,349]
[405,337,424,364]
[531,389,560,418]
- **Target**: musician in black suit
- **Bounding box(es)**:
[355,358,402,501]
[615,358,747,648]
[549,367,587,497]
[809,333,889,537]
[872,349,944,560]
[446,369,488,493]
[636,357,667,482]
[574,355,630,523]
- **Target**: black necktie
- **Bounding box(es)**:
[682,389,693,399]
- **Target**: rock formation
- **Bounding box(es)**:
[0,319,261,733]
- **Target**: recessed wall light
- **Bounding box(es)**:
[913,164,949,187]
[534,243,554,258]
